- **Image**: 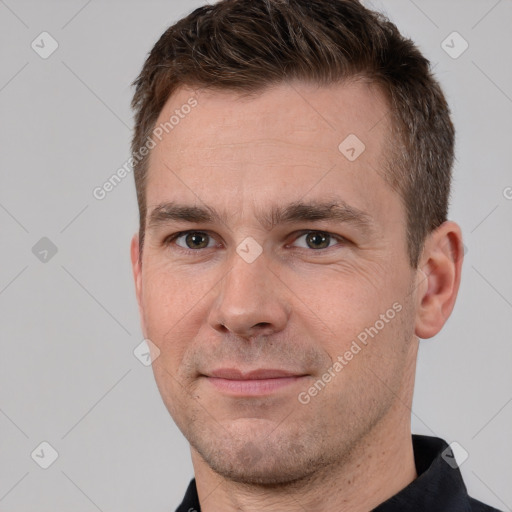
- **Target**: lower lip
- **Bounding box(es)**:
[205,376,307,396]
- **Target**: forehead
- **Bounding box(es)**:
[145,81,399,227]
[153,80,390,154]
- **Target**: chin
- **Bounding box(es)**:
[207,453,318,487]
[191,429,334,487]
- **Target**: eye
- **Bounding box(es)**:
[291,231,344,250]
[170,231,217,250]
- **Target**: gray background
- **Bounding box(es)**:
[0,0,511,510]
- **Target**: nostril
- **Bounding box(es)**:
[253,322,271,329]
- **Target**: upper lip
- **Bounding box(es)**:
[206,368,307,380]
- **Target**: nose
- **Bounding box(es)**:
[207,248,290,339]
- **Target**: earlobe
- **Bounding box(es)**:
[414,221,464,340]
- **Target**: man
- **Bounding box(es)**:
[129,0,502,510]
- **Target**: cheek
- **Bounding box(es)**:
[142,260,204,323]
[283,261,389,320]
[288,262,408,360]
[140,264,203,360]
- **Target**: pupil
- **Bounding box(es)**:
[307,232,329,249]
[187,232,208,248]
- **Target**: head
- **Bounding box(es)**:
[130,0,463,486]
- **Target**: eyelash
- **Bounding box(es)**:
[163,230,349,254]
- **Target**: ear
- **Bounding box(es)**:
[130,233,146,336]
[414,221,464,339]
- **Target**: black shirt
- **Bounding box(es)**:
[175,435,502,511]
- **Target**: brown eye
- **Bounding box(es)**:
[175,231,213,249]
[288,230,349,252]
[304,232,331,249]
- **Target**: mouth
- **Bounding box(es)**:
[201,368,310,397]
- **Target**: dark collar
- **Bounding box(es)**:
[175,435,501,512]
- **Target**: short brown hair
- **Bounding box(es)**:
[131,0,455,268]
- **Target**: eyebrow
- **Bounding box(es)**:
[147,199,375,235]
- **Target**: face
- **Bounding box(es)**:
[132,81,422,485]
